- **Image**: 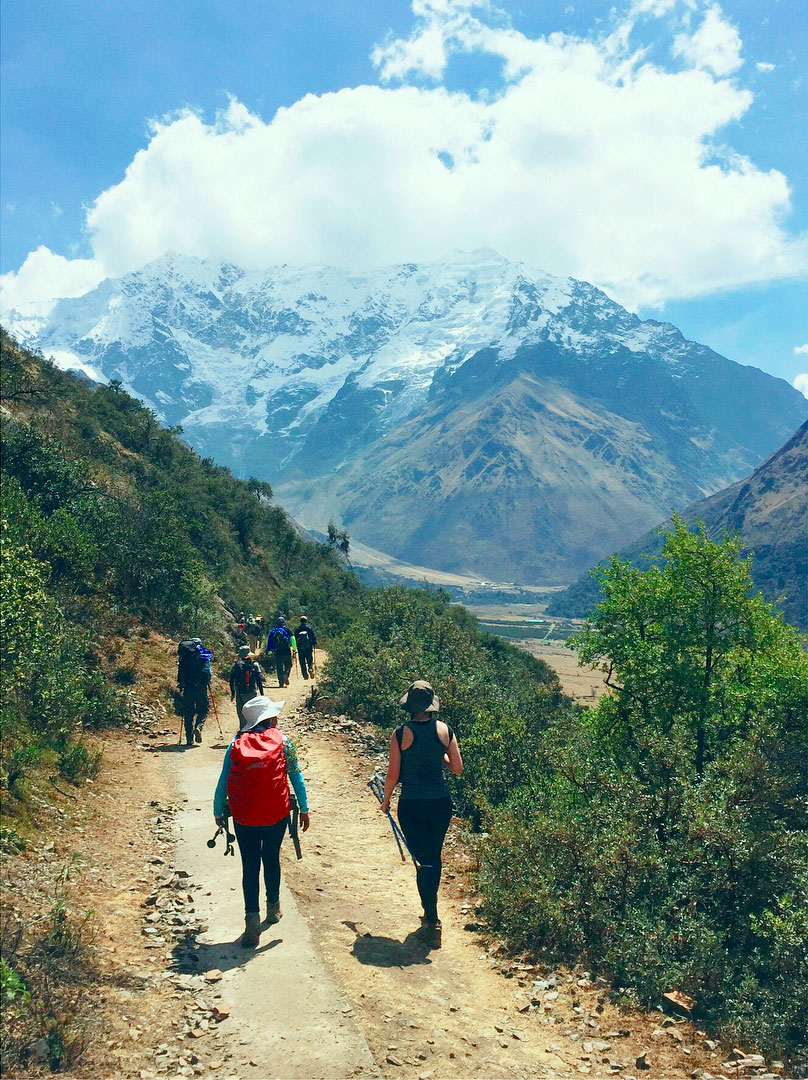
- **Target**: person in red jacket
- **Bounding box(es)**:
[213,695,309,948]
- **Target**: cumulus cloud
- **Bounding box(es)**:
[0,246,106,312]
[794,344,808,356]
[672,4,743,76]
[2,0,805,312]
[756,61,775,73]
[793,373,808,399]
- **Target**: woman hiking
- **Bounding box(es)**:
[213,695,310,948]
[378,680,463,948]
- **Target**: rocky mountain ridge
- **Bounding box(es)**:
[548,421,808,628]
[4,250,804,581]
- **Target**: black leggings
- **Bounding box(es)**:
[233,818,289,914]
[397,797,453,923]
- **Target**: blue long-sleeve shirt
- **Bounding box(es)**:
[213,729,308,818]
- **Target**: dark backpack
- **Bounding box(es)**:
[271,627,292,654]
[233,658,257,694]
[178,640,212,686]
[296,627,314,651]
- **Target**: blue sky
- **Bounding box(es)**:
[1,0,806,389]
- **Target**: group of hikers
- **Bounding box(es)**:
[212,678,463,950]
[177,623,462,952]
[237,613,318,687]
[176,614,318,747]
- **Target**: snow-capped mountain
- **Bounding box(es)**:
[4,250,805,582]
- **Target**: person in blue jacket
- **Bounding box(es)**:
[213,695,309,947]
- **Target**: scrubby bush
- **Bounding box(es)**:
[480,521,808,1064]
[324,585,563,816]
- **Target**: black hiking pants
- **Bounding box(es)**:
[234,688,257,728]
[298,648,314,679]
[272,650,292,687]
[397,796,453,923]
[182,684,209,744]
[233,818,290,914]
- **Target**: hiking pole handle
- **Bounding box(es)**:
[368,777,408,864]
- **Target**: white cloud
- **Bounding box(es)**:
[793,373,808,399]
[794,344,808,355]
[2,1,805,313]
[0,246,106,312]
[672,4,743,76]
[756,61,775,73]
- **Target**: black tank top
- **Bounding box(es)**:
[396,717,451,800]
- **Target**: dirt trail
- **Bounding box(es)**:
[170,684,376,1080]
[49,660,728,1080]
[154,664,726,1080]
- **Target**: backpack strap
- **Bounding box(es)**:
[395,724,404,751]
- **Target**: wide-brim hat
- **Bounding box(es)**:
[240,695,285,731]
[399,680,439,714]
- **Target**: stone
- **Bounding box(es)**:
[664,990,695,1015]
[702,1040,719,1052]
[205,969,223,982]
[636,1050,651,1071]
[386,1055,404,1066]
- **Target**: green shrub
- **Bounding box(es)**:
[479,521,808,1064]
[58,741,101,783]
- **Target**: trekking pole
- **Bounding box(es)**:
[207,690,225,739]
[368,774,419,866]
[288,793,303,860]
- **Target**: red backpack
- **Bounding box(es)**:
[226,728,291,827]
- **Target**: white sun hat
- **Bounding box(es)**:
[239,695,285,732]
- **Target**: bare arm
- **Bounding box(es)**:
[445,734,463,775]
[379,731,401,814]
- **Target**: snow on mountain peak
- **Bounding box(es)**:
[3,251,701,464]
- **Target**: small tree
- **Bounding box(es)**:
[326,520,350,558]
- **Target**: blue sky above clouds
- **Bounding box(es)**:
[1,0,806,390]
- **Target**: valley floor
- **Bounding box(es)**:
[4,665,738,1079]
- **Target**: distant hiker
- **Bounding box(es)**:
[265,617,296,688]
[378,680,463,948]
[229,646,264,727]
[293,616,318,679]
[213,695,310,948]
[177,637,213,747]
[245,615,262,654]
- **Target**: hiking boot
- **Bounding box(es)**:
[417,917,442,948]
[194,726,202,744]
[263,901,282,926]
[241,912,260,948]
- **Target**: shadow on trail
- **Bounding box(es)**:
[171,932,283,975]
[349,927,433,968]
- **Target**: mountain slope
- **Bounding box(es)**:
[4,251,804,581]
[548,421,808,628]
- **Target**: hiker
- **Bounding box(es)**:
[246,615,262,654]
[229,645,264,727]
[293,615,318,679]
[378,680,463,948]
[265,617,296,688]
[213,695,310,948]
[177,637,212,747]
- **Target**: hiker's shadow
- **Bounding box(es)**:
[171,936,282,975]
[348,926,433,968]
